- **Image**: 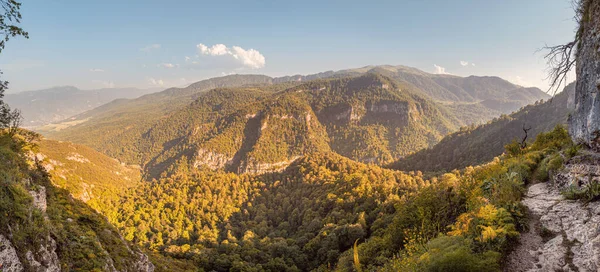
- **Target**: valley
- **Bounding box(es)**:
[3,66,572,271]
[1,0,597,271]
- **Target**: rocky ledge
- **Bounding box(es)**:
[506,182,600,271]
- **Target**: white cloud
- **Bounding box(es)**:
[140,44,161,52]
[89,68,104,72]
[158,63,177,69]
[230,46,266,69]
[196,44,208,54]
[433,64,449,75]
[198,44,229,56]
[460,61,469,66]
[471,63,476,67]
[196,43,266,69]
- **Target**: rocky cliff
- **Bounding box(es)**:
[570,0,600,149]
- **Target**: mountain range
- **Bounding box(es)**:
[1,64,567,272]
[388,82,575,173]
[5,86,158,128]
[36,66,549,177]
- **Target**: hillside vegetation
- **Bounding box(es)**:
[85,124,573,271]
[22,66,561,272]
[38,75,281,162]
[52,73,460,178]
[389,83,574,173]
[40,66,548,173]
[0,130,154,270]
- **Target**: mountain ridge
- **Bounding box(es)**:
[5,86,159,127]
[35,65,552,179]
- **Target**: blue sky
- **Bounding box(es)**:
[0,0,578,92]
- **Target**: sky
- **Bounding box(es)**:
[0,0,579,93]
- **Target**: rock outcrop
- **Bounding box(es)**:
[133,252,155,272]
[25,236,61,272]
[569,0,600,150]
[506,182,600,271]
[0,235,23,272]
[552,150,600,189]
[28,186,47,212]
[193,148,234,170]
[237,156,301,175]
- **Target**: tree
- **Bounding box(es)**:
[0,0,27,133]
[542,0,586,95]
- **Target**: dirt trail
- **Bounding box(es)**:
[504,182,600,272]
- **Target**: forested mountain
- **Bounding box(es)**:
[53,124,573,271]
[279,65,549,105]
[40,65,547,146]
[18,66,561,271]
[5,77,572,272]
[5,86,157,127]
[39,66,550,179]
[389,83,575,173]
[44,74,459,178]
[37,75,284,160]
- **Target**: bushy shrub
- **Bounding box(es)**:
[563,181,600,202]
[384,235,501,272]
[504,140,522,157]
[530,125,571,151]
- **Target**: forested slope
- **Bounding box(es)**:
[0,131,154,271]
[389,83,574,173]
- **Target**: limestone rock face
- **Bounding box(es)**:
[570,0,600,149]
[0,235,23,272]
[28,186,47,212]
[193,148,234,170]
[25,236,60,272]
[237,156,300,175]
[133,252,155,272]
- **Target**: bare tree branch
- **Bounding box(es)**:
[543,41,577,96]
[521,124,532,149]
[543,0,588,96]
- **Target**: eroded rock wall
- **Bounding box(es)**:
[570,0,600,149]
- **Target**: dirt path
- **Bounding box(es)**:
[504,210,545,271]
[504,182,600,272]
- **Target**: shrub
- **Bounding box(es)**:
[386,235,501,272]
[563,181,600,202]
[504,140,522,157]
[530,125,571,151]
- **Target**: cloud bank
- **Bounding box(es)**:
[196,43,266,69]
